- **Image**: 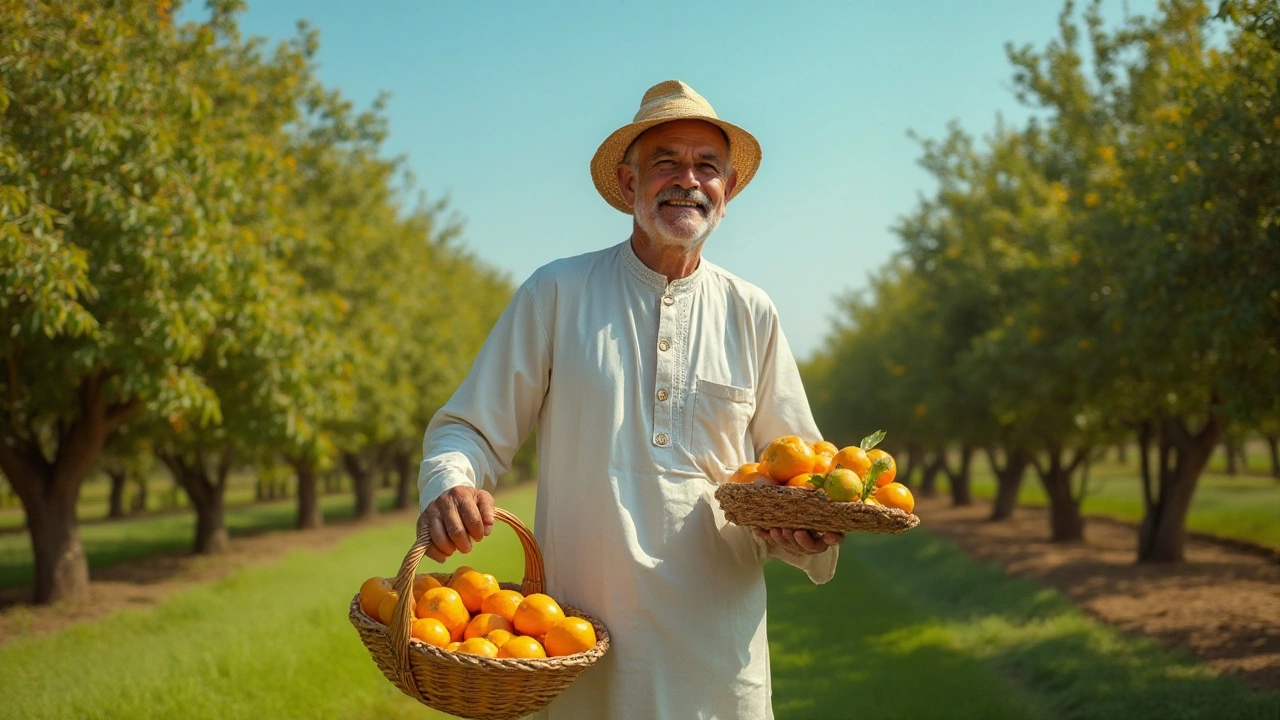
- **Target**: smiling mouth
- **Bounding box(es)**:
[660,200,706,213]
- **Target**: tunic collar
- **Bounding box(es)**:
[621,238,708,295]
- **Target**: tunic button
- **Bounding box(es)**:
[658,340,670,352]
[662,294,675,306]
[655,433,669,446]
[657,389,669,401]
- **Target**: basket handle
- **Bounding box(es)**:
[386,507,545,699]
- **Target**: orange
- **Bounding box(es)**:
[481,589,525,623]
[761,436,817,482]
[448,565,475,584]
[456,637,499,657]
[377,590,406,626]
[450,570,500,613]
[486,629,515,648]
[465,613,514,640]
[727,462,763,483]
[445,641,462,652]
[864,496,882,506]
[512,593,566,637]
[497,635,547,659]
[412,573,443,603]
[874,482,915,514]
[866,449,897,487]
[359,577,393,618]
[812,440,838,457]
[416,587,471,641]
[822,468,863,502]
[811,453,834,474]
[544,616,598,657]
[411,617,451,648]
[785,472,821,490]
[831,446,871,478]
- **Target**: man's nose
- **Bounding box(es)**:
[671,162,700,189]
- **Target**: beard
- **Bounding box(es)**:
[633,185,722,250]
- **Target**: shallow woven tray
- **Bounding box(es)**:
[349,508,610,720]
[715,483,920,534]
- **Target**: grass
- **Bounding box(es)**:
[0,488,404,591]
[769,528,1280,720]
[963,454,1280,549]
[0,486,539,720]
[3,481,1276,719]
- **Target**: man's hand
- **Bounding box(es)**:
[752,527,843,555]
[418,486,496,563]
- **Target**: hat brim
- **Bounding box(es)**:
[590,116,761,214]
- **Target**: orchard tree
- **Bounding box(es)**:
[0,0,256,602]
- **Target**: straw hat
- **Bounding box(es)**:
[590,80,762,214]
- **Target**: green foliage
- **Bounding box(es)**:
[807,1,1280,552]
[0,0,512,597]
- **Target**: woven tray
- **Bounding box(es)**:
[715,483,920,534]
[349,508,610,720]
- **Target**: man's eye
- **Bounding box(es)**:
[700,163,721,173]
[656,160,677,169]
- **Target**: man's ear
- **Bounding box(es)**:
[617,163,637,208]
[721,170,739,217]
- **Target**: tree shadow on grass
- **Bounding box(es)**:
[813,530,1280,720]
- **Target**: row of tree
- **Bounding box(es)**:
[1,1,511,603]
[805,0,1278,562]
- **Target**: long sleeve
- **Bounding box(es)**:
[417,281,552,511]
[748,304,840,584]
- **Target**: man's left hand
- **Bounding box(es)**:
[753,527,843,555]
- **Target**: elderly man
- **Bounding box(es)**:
[416,80,841,719]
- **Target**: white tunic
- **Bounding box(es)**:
[418,240,838,719]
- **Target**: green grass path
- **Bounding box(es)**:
[2,483,1276,719]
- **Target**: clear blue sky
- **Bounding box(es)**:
[189,0,1155,360]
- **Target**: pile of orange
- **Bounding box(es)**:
[728,433,915,514]
[357,567,597,660]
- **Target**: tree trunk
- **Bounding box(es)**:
[0,373,137,604]
[292,457,323,530]
[1267,434,1280,480]
[899,443,922,488]
[393,451,416,511]
[944,444,974,507]
[988,446,1030,522]
[1034,442,1087,542]
[1138,415,1223,563]
[160,448,233,554]
[107,468,128,519]
[1224,438,1239,475]
[131,473,148,513]
[1116,442,1128,464]
[344,452,377,520]
[917,447,945,497]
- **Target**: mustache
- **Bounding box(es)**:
[655,187,712,213]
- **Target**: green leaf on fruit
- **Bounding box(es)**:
[859,430,886,451]
[861,457,892,501]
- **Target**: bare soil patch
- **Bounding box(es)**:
[914,495,1280,692]
[0,508,417,646]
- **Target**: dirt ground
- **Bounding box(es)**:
[913,495,1280,693]
[0,508,417,646]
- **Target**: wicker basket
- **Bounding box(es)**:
[715,483,920,535]
[349,508,610,720]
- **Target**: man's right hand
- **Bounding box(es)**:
[418,485,496,563]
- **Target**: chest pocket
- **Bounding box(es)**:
[688,377,756,481]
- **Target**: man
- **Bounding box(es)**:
[417,80,841,719]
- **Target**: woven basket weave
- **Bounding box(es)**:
[715,483,920,534]
[349,508,610,720]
